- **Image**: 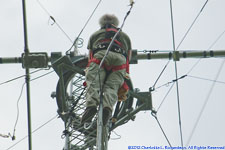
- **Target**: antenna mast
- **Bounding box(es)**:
[22,0,32,149]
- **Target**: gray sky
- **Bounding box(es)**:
[1,0,225,150]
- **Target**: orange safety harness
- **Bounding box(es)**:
[87,56,130,90]
[86,25,130,90]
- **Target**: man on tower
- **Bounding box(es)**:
[81,14,132,125]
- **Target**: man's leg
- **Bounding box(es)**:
[102,69,125,125]
[81,62,106,123]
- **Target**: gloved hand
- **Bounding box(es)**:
[118,82,129,101]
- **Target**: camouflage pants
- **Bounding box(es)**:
[85,50,126,111]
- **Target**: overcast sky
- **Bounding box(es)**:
[1,0,225,150]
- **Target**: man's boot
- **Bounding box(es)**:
[81,106,97,124]
[103,107,112,126]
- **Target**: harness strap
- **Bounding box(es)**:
[126,58,129,73]
[121,81,129,90]
[99,39,123,48]
[106,28,118,32]
[93,27,125,56]
[87,58,127,72]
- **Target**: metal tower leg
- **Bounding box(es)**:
[96,98,109,150]
[103,126,109,150]
[96,101,104,150]
[64,119,71,150]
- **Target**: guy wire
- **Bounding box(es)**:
[66,0,103,54]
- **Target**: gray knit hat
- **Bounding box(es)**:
[99,14,119,27]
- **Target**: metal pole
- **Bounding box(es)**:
[110,103,146,131]
[136,50,225,61]
[22,0,32,150]
[96,84,104,150]
[64,120,70,150]
[1,50,225,65]
[0,57,22,64]
[25,67,32,150]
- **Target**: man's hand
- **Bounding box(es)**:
[118,82,129,101]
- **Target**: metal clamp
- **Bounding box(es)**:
[22,52,48,68]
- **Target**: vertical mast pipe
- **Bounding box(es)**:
[22,0,32,150]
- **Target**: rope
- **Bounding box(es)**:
[186,59,225,146]
[157,82,175,112]
[152,60,171,90]
[208,28,225,50]
[154,75,187,112]
[176,0,209,50]
[187,75,225,85]
[36,0,73,43]
[66,0,103,55]
[184,0,225,75]
[151,111,173,149]
[186,59,202,75]
[154,75,187,91]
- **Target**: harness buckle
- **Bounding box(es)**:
[114,47,122,53]
[94,42,127,58]
[97,44,106,49]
